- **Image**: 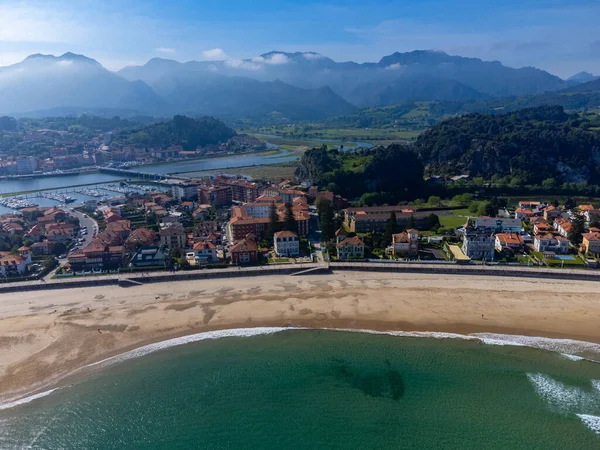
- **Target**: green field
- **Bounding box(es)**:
[438,208,471,228]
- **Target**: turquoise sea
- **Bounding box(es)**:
[2,329,600,449]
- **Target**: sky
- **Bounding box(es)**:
[0,0,599,78]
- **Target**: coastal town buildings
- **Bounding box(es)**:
[336,236,365,260]
[391,229,419,257]
[274,231,300,257]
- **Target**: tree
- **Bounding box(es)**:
[283,203,297,233]
[568,215,585,245]
[427,196,441,207]
[42,256,57,271]
[266,203,280,241]
[426,213,440,231]
[52,242,67,257]
[552,199,560,208]
[383,212,398,245]
[565,198,576,210]
[317,197,335,241]
[407,215,416,230]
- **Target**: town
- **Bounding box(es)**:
[2,168,600,281]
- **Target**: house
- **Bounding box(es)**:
[171,181,200,201]
[581,232,600,256]
[274,231,300,257]
[67,238,125,271]
[104,210,124,224]
[192,205,212,221]
[190,240,218,264]
[495,233,524,253]
[335,228,347,243]
[336,236,365,260]
[129,246,166,268]
[462,230,495,260]
[392,229,419,257]
[472,217,523,234]
[31,240,51,256]
[0,252,28,276]
[229,237,258,265]
[46,223,75,243]
[553,218,573,238]
[584,209,600,224]
[159,222,186,250]
[534,234,570,254]
[124,228,157,250]
[105,220,132,240]
[579,204,595,213]
[533,220,554,235]
[543,206,562,221]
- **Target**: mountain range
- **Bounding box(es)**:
[0,51,598,120]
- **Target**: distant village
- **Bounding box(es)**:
[2,164,600,281]
[0,129,265,175]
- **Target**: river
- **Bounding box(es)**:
[0,135,372,210]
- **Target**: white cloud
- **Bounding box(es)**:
[251,56,265,63]
[225,59,262,70]
[202,48,229,61]
[303,52,324,60]
[264,53,289,65]
[385,63,404,70]
[208,64,219,72]
[156,47,176,54]
[56,59,73,67]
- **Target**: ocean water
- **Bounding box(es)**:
[2,329,600,449]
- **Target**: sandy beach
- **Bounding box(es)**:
[2,271,600,403]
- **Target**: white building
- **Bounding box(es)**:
[534,234,570,254]
[274,231,300,257]
[171,182,199,201]
[473,217,523,234]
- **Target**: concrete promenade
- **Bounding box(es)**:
[2,260,600,294]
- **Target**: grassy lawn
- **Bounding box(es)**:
[438,208,471,228]
[531,251,585,267]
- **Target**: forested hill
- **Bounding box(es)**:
[413,106,600,185]
[113,115,236,150]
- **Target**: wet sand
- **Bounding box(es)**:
[1,271,600,403]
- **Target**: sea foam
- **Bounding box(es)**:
[0,389,57,411]
[577,414,600,435]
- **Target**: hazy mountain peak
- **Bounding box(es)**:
[568,71,597,83]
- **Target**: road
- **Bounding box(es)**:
[307,205,325,263]
[67,207,98,249]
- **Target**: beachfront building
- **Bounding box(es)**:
[129,246,166,268]
[171,181,201,201]
[462,230,495,260]
[534,234,570,254]
[229,237,259,265]
[191,241,218,264]
[0,252,29,276]
[336,236,365,260]
[344,206,429,233]
[274,231,300,257]
[391,229,419,257]
[159,222,186,251]
[581,232,600,256]
[494,233,524,253]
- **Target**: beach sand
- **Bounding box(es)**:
[1,271,600,403]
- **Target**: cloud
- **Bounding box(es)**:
[202,48,229,61]
[303,52,324,60]
[208,64,218,72]
[225,59,261,70]
[265,53,289,65]
[252,53,289,65]
[385,63,403,71]
[156,47,176,54]
[56,59,73,67]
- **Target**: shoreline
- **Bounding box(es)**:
[3,271,600,407]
